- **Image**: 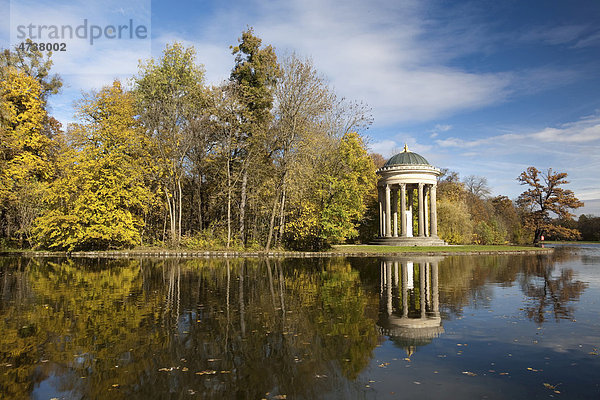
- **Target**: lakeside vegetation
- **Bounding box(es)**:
[331,244,550,254]
[0,30,591,252]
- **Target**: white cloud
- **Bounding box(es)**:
[250,0,513,125]
[369,139,398,158]
[429,114,600,215]
[438,114,600,148]
[151,0,514,126]
[9,0,152,125]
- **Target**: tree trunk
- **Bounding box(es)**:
[165,188,176,244]
[198,178,203,231]
[276,183,287,245]
[534,228,544,244]
[239,168,248,244]
[265,191,280,251]
[227,158,232,248]
[178,178,183,243]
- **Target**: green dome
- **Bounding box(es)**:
[384,144,430,166]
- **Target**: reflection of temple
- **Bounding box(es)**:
[377,258,444,356]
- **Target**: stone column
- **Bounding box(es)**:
[378,186,383,236]
[385,184,392,237]
[418,183,425,237]
[430,184,438,237]
[400,183,407,237]
[424,186,429,237]
[408,187,413,237]
[392,187,398,237]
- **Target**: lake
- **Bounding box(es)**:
[1,245,599,399]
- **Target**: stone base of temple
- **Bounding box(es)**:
[370,236,447,246]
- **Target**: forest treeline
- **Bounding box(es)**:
[0,30,592,250]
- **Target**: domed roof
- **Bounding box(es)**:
[384,144,430,166]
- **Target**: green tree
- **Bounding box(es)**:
[286,132,376,249]
[265,54,333,249]
[230,28,281,242]
[437,198,473,244]
[33,81,155,250]
[517,167,583,243]
[134,43,205,244]
[577,214,600,241]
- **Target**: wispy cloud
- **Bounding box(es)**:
[9,0,151,122]
[431,114,600,214]
[429,124,452,138]
[438,114,600,147]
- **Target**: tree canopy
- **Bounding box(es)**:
[517,167,583,243]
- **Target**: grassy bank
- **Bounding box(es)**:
[330,244,550,254]
[543,240,599,244]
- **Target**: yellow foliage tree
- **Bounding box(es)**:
[33,81,157,250]
[0,69,57,244]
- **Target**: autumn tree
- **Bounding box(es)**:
[517,167,583,243]
[0,44,63,246]
[265,54,333,249]
[230,28,281,243]
[0,40,63,103]
[33,81,155,250]
[463,175,491,198]
[134,43,205,245]
[286,132,376,250]
[0,69,59,245]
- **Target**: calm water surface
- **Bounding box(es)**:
[1,245,599,399]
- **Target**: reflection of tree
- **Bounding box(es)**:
[398,251,586,326]
[0,256,378,399]
[519,254,587,324]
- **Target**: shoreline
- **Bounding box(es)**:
[0,246,554,259]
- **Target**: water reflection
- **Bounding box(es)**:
[377,258,444,356]
[0,250,596,399]
[0,257,379,399]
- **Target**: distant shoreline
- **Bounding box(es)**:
[0,245,553,259]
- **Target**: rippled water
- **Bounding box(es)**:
[0,246,599,399]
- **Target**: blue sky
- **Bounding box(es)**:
[2,0,600,215]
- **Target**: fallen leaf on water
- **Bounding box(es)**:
[273,395,287,399]
[112,384,120,388]
[196,370,217,375]
[220,370,231,374]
